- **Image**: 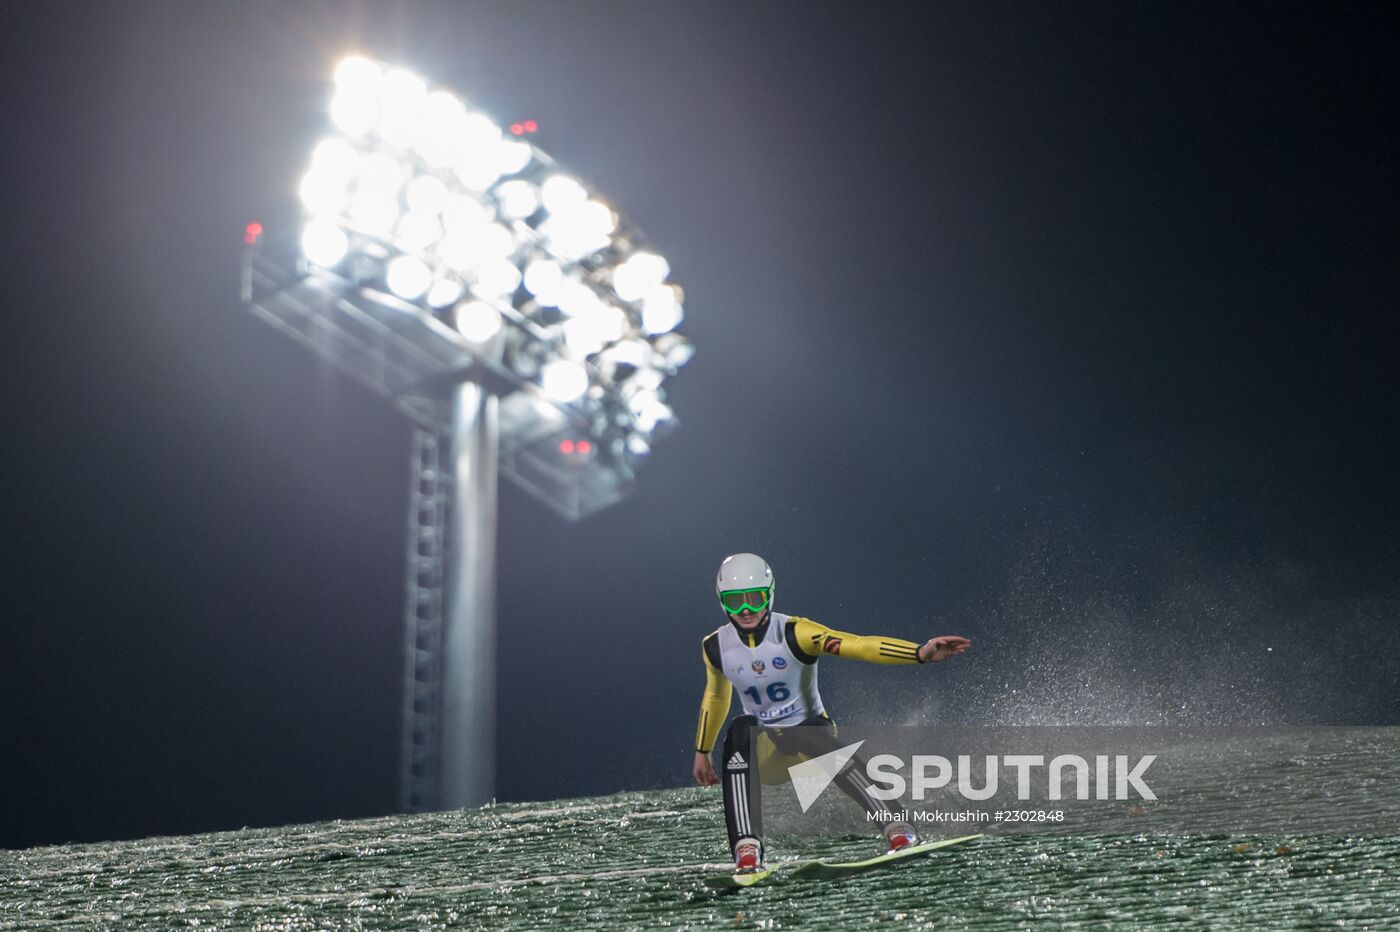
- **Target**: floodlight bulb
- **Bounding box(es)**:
[540,359,590,403]
[426,276,464,308]
[563,317,607,358]
[334,56,381,88]
[576,200,616,235]
[478,222,517,260]
[594,303,628,345]
[523,259,565,304]
[416,91,467,167]
[541,198,614,261]
[301,220,349,267]
[356,151,404,197]
[562,302,625,357]
[608,339,650,368]
[377,69,429,149]
[311,138,359,178]
[635,399,673,434]
[349,191,401,237]
[497,140,533,176]
[329,61,382,138]
[453,113,505,191]
[331,87,380,138]
[299,168,349,217]
[557,280,602,318]
[627,367,664,392]
[640,284,684,335]
[472,258,522,298]
[385,254,432,300]
[394,210,442,253]
[441,195,493,236]
[456,300,503,343]
[435,234,475,273]
[627,386,659,415]
[405,175,450,214]
[494,180,539,220]
[654,333,695,369]
[540,175,587,213]
[613,251,670,302]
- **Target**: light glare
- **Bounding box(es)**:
[394,211,442,253]
[301,220,349,267]
[613,252,670,302]
[472,258,522,297]
[330,86,379,137]
[377,69,429,149]
[386,254,432,300]
[540,175,587,213]
[356,151,404,197]
[349,191,401,236]
[456,300,503,343]
[405,175,450,214]
[299,168,349,217]
[540,359,589,403]
[640,284,683,334]
[523,259,565,304]
[494,180,539,220]
[334,56,382,88]
[497,140,533,176]
[416,91,467,167]
[453,113,506,191]
[427,277,465,308]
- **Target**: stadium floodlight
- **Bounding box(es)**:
[539,359,590,402]
[494,179,539,220]
[612,251,670,302]
[455,301,503,343]
[300,220,349,267]
[386,255,433,300]
[240,55,690,814]
[640,284,684,335]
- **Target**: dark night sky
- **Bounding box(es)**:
[3,2,1397,850]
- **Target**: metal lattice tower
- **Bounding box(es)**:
[400,429,449,811]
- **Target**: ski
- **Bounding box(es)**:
[791,834,983,881]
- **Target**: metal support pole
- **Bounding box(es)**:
[440,380,498,808]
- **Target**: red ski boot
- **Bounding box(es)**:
[886,825,919,853]
[734,840,762,874]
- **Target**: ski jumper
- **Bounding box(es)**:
[695,611,927,857]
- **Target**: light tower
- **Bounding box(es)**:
[240,57,692,811]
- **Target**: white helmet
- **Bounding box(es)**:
[716,553,775,617]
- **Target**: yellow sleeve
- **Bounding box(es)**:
[791,617,924,665]
[695,639,731,753]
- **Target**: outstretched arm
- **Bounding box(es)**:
[693,639,731,785]
[791,617,971,665]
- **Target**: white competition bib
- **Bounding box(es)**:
[715,612,824,725]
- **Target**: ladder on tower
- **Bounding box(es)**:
[399,428,450,812]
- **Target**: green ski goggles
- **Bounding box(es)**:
[719,587,772,615]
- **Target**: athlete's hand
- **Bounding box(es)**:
[693,751,720,786]
[918,635,971,663]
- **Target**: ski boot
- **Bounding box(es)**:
[885,823,919,853]
[734,840,763,874]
